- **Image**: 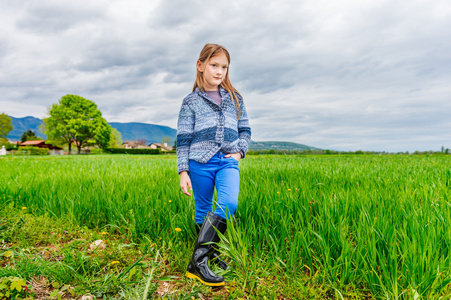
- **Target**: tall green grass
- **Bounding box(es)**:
[1,154,450,298]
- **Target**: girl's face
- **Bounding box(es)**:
[197,52,229,91]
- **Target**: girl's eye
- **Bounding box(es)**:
[223,66,228,69]
[212,64,217,67]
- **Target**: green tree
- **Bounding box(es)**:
[108,128,123,148]
[20,129,43,142]
[0,113,13,139]
[42,95,112,154]
[162,136,170,145]
[161,136,171,149]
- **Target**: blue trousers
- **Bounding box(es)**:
[189,151,240,225]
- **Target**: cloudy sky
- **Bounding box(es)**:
[1,0,450,152]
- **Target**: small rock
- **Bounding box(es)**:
[88,240,106,252]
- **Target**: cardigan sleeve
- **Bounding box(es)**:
[176,98,195,173]
[237,98,251,158]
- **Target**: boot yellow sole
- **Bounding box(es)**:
[185,272,225,286]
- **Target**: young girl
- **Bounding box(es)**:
[176,43,251,286]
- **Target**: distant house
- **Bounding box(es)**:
[20,140,63,150]
[123,141,149,149]
[149,142,173,151]
[122,141,134,149]
[122,139,149,149]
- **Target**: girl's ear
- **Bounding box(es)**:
[197,60,204,73]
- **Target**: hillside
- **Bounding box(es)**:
[108,122,176,144]
[249,141,321,151]
[7,116,176,144]
[8,116,47,141]
[7,116,320,150]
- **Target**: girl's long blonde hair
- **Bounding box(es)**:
[193,43,241,118]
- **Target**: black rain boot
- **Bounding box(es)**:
[195,223,229,271]
[186,212,227,286]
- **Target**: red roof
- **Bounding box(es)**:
[20,140,46,146]
[19,140,63,150]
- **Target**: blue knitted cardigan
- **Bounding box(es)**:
[176,86,251,174]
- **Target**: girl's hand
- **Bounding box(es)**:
[225,152,241,162]
[180,171,192,196]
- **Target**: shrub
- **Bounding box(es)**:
[162,150,176,154]
[14,146,49,155]
[6,144,18,151]
[90,148,103,154]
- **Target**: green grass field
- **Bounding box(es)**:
[1,154,450,299]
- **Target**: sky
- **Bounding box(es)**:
[1,0,450,152]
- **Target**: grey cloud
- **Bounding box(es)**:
[74,43,134,72]
[15,2,104,34]
[149,1,200,29]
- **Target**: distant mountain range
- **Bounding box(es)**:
[8,116,47,141]
[7,116,177,145]
[249,141,321,151]
[7,116,320,150]
[108,122,176,144]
